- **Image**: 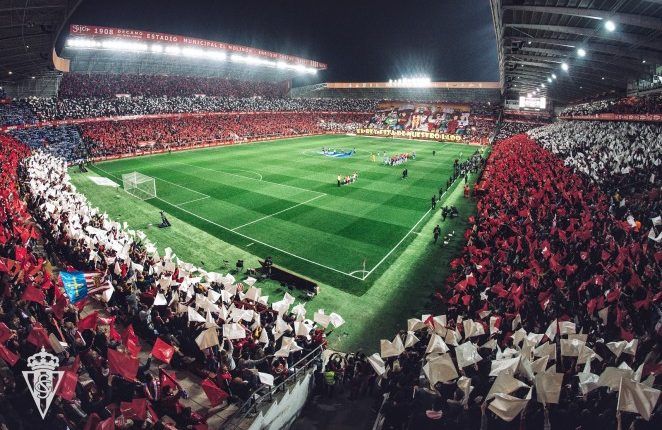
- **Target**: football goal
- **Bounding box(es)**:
[122,172,157,200]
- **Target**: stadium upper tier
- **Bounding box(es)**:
[290,82,502,103]
[58,25,326,82]
[20,95,379,122]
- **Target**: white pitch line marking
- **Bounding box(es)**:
[361,164,466,280]
[92,162,363,280]
[171,161,326,196]
[176,196,211,206]
[231,194,325,231]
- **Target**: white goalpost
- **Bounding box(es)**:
[122,172,157,200]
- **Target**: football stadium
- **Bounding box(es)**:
[0,1,660,429]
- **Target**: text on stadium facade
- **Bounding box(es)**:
[69,24,325,69]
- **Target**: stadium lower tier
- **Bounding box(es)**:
[8,112,372,161]
[0,125,659,429]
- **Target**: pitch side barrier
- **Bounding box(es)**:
[0,110,374,132]
[68,132,345,166]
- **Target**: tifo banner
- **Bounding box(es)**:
[356,128,465,142]
[69,24,325,69]
[559,113,662,122]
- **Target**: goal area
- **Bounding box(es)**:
[122,172,157,200]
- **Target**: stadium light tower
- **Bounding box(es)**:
[605,20,616,32]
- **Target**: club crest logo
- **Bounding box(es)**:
[22,347,63,419]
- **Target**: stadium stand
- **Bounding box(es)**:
[365,102,497,143]
[0,133,344,428]
[24,95,379,121]
[0,100,38,126]
[360,134,660,430]
[58,73,289,98]
[560,94,662,117]
[528,121,662,234]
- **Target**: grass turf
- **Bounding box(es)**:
[71,135,480,350]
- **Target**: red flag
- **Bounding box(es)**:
[61,355,80,373]
[107,348,139,381]
[56,370,78,400]
[159,368,179,390]
[0,322,12,343]
[0,344,19,366]
[78,311,98,331]
[83,413,101,430]
[97,415,115,430]
[201,378,228,406]
[122,324,141,358]
[151,338,175,364]
[14,245,28,263]
[52,293,68,320]
[120,398,147,421]
[21,284,45,304]
[26,326,51,349]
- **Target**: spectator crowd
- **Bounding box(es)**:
[560,93,662,117]
[528,121,661,234]
[0,134,345,429]
[24,96,379,122]
[361,134,660,430]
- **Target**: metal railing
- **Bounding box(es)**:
[221,343,325,429]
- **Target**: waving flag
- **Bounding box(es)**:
[59,271,104,304]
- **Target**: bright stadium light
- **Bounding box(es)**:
[577,48,586,57]
[541,83,545,88]
[205,50,226,61]
[552,73,557,79]
[605,20,616,32]
[547,77,552,83]
[561,62,569,71]
[164,45,181,55]
[151,44,163,53]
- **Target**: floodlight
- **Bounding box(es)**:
[552,73,557,79]
[577,48,586,57]
[561,63,569,71]
[151,44,163,53]
[605,20,616,32]
[547,77,552,83]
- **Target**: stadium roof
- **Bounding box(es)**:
[58,24,327,82]
[0,0,80,83]
[491,0,662,104]
[290,82,502,103]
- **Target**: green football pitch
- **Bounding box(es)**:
[72,135,481,350]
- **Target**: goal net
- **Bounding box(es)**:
[122,172,157,200]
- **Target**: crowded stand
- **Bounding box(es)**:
[24,96,379,121]
[0,134,345,428]
[58,73,289,98]
[528,121,662,234]
[362,134,660,430]
[9,125,87,162]
[494,120,547,141]
[560,93,662,116]
[77,112,370,158]
[0,100,37,126]
[366,103,496,142]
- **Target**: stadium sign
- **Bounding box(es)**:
[356,128,465,142]
[69,25,325,69]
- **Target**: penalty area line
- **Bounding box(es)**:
[230,194,325,231]
[151,196,365,281]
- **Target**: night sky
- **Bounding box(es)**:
[66,0,499,83]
